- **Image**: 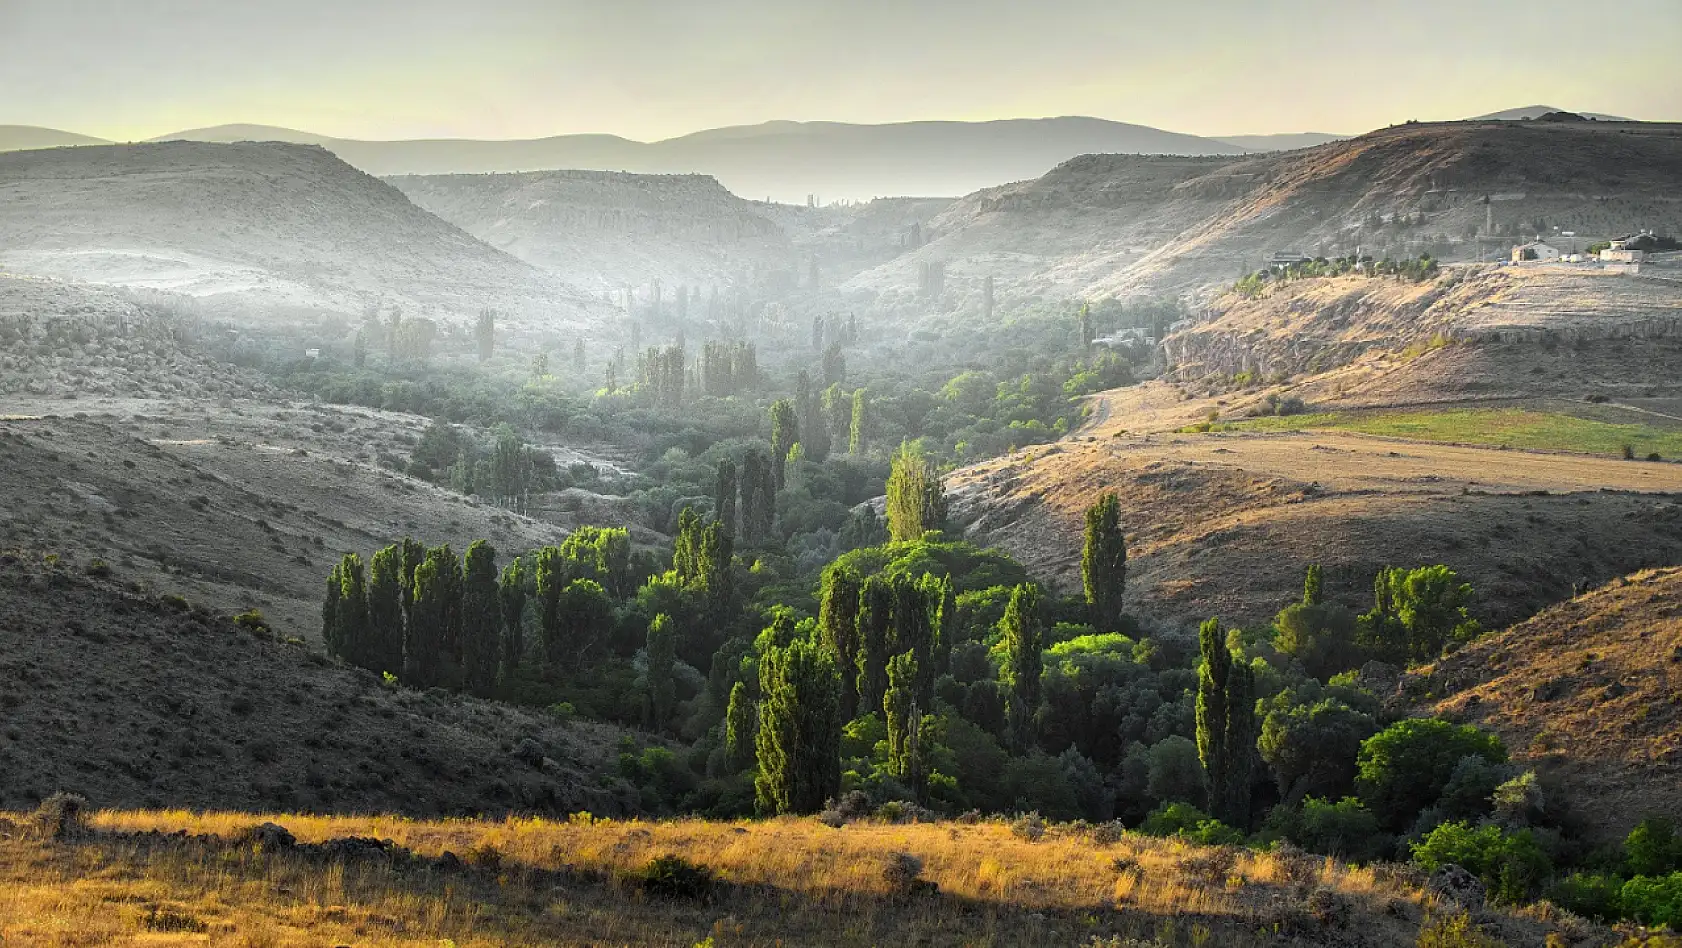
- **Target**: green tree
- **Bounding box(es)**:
[999,583,1045,750]
[1356,718,1507,831]
[324,553,369,667]
[460,540,501,696]
[755,638,842,815]
[769,398,799,491]
[856,576,894,715]
[549,578,611,666]
[407,545,463,688]
[363,544,406,677]
[1196,617,1257,828]
[1303,563,1324,606]
[885,650,922,790]
[885,440,947,543]
[1258,697,1376,804]
[817,564,863,719]
[1081,492,1127,632]
[724,680,757,772]
[714,457,738,537]
[849,388,869,455]
[498,555,528,677]
[1274,597,1361,681]
[474,308,495,361]
[1359,565,1482,663]
[646,613,676,730]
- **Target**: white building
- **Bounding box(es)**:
[1511,241,1561,263]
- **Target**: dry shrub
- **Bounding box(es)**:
[28,792,88,840]
[1305,886,1351,928]
[1178,845,1238,885]
[1010,811,1047,842]
[883,852,936,897]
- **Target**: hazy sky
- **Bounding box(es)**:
[3,0,1678,141]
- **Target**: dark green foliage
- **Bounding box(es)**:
[769,398,799,490]
[713,458,738,536]
[645,613,676,730]
[849,388,868,456]
[323,553,369,667]
[1081,492,1127,632]
[817,564,864,719]
[884,650,922,788]
[1356,718,1507,831]
[1618,873,1682,928]
[406,545,462,688]
[551,578,611,666]
[999,583,1044,750]
[1196,617,1256,828]
[794,370,829,463]
[1138,801,1244,845]
[1274,600,1361,681]
[885,440,946,543]
[738,449,776,544]
[559,526,634,599]
[1258,691,1377,803]
[639,343,686,408]
[627,853,714,900]
[856,577,894,715]
[755,638,842,815]
[460,540,501,695]
[1303,563,1324,606]
[822,341,846,388]
[1626,817,1682,877]
[364,545,406,677]
[1146,735,1205,808]
[1412,820,1553,904]
[474,308,495,361]
[497,555,528,677]
[1266,796,1387,862]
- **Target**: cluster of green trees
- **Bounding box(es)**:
[1235,254,1440,297]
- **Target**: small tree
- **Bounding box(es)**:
[885,440,947,543]
[849,388,869,455]
[1196,617,1256,828]
[885,650,922,789]
[769,398,799,491]
[724,680,757,772]
[1356,718,1507,831]
[1081,492,1127,632]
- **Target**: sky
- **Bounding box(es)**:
[2,0,1679,142]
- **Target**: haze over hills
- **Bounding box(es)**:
[0,126,112,151]
[850,118,1682,304]
[0,141,604,331]
[1471,105,1632,121]
[388,170,798,294]
[1211,132,1349,151]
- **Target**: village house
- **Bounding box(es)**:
[1511,241,1560,263]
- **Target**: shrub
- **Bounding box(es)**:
[1626,817,1682,877]
[1357,719,1506,831]
[1412,821,1552,904]
[1546,872,1623,922]
[627,854,714,900]
[27,792,88,840]
[882,851,936,897]
[1620,873,1682,928]
[1010,811,1047,842]
[1415,912,1508,948]
[1139,802,1243,846]
[233,609,270,635]
[85,558,111,577]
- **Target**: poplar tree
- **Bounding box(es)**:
[822,383,850,450]
[885,441,947,542]
[1303,563,1324,606]
[366,544,406,677]
[817,564,863,719]
[407,545,462,688]
[755,638,842,815]
[849,388,869,455]
[1082,492,1128,632]
[1000,583,1044,750]
[460,540,501,696]
[1196,617,1257,828]
[724,681,756,772]
[796,370,830,462]
[499,555,528,677]
[399,537,426,628]
[714,457,738,536]
[324,553,368,666]
[646,613,676,730]
[889,575,934,708]
[921,572,956,681]
[769,398,799,490]
[856,576,895,715]
[533,545,566,664]
[885,650,921,784]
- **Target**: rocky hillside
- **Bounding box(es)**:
[0,554,629,817]
[0,142,605,332]
[847,119,1682,305]
[389,170,796,293]
[1420,567,1682,840]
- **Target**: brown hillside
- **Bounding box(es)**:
[1420,567,1682,840]
[848,119,1682,304]
[0,556,628,817]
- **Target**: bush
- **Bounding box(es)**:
[1415,912,1508,948]
[1274,797,1388,863]
[233,608,271,635]
[1412,821,1552,904]
[1620,873,1682,928]
[1546,872,1624,922]
[1139,802,1244,846]
[27,792,88,840]
[1626,817,1682,877]
[1010,811,1047,842]
[1357,719,1506,831]
[882,851,936,897]
[627,854,714,900]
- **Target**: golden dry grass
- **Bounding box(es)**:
[0,808,1511,947]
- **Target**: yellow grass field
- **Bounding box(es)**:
[0,806,1580,947]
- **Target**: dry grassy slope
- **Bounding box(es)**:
[0,409,572,639]
[848,120,1682,304]
[389,170,797,293]
[1420,567,1682,840]
[0,557,630,818]
[0,142,606,331]
[948,433,1682,630]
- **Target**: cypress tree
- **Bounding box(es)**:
[754,638,842,815]
[646,613,676,730]
[796,369,830,462]
[1081,492,1128,632]
[1196,617,1257,828]
[921,572,956,681]
[885,649,921,784]
[699,519,734,618]
[498,555,528,678]
[769,398,799,490]
[724,680,756,772]
[849,388,869,455]
[856,576,894,715]
[533,545,565,664]
[323,559,345,658]
[367,544,405,677]
[889,575,934,709]
[885,440,946,542]
[817,564,863,719]
[1303,563,1324,606]
[323,553,367,665]
[1000,583,1044,750]
[399,537,425,631]
[714,457,738,536]
[460,540,501,696]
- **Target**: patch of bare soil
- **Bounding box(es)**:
[1417,567,1682,841]
[949,432,1682,629]
[0,556,632,816]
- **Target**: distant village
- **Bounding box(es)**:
[1508,231,1676,273]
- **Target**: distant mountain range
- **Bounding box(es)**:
[1470,105,1632,122]
[2,118,1344,202]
